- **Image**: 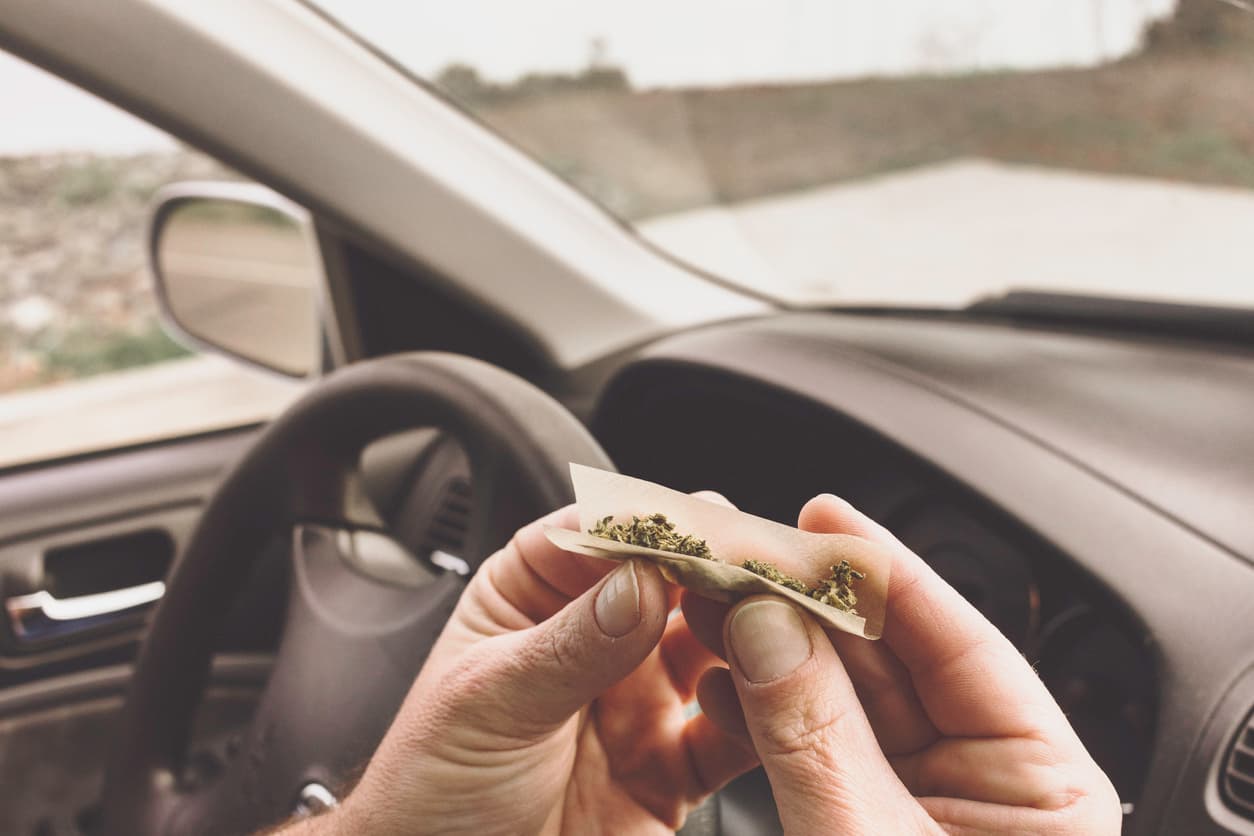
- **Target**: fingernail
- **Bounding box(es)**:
[595,561,641,638]
[729,601,813,683]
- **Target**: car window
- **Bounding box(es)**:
[0,50,303,469]
[312,0,1254,311]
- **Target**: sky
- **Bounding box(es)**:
[0,0,1174,157]
[315,0,1174,85]
[0,51,176,156]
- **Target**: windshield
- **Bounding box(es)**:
[310,0,1254,309]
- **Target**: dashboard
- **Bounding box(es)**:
[3,308,1244,834]
[584,312,1254,835]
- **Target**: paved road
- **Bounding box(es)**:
[639,158,1254,308]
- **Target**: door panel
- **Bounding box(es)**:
[0,506,194,671]
[0,429,258,686]
[0,430,256,543]
[0,654,271,836]
[0,430,270,834]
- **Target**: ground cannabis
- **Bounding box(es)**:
[740,559,808,594]
[589,513,714,560]
[588,513,865,615]
[808,560,866,614]
[742,557,866,615]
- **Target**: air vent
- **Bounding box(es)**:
[1222,710,1254,819]
[422,477,472,573]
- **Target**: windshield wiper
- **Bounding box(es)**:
[963,290,1254,346]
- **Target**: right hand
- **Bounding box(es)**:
[683,493,1122,835]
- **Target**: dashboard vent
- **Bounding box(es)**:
[1222,710,1254,819]
[422,477,472,569]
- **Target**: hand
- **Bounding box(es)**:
[315,503,758,834]
[682,493,1122,835]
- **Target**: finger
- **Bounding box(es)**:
[825,628,938,754]
[662,489,740,661]
[682,520,935,753]
[484,491,737,627]
[513,503,618,597]
[683,711,759,798]
[892,736,1087,808]
[527,486,735,726]
[691,489,736,509]
[666,493,736,613]
[796,497,939,754]
[659,611,723,701]
[724,596,925,833]
[597,703,758,830]
[683,495,902,662]
[597,608,721,720]
[694,666,749,745]
[450,559,670,735]
[478,504,618,627]
[919,787,1123,835]
[800,494,1068,743]
[797,492,904,547]
[679,590,730,661]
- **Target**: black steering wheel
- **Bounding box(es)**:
[99,353,615,834]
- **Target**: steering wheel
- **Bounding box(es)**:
[98,353,615,834]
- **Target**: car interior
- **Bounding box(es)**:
[2,1,1254,835]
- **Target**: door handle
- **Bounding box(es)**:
[5,580,165,643]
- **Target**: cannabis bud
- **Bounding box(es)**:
[589,513,714,560]
[740,559,808,594]
[741,557,865,615]
[808,560,866,613]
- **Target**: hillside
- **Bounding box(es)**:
[471,41,1254,221]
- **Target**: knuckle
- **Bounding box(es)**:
[1015,736,1112,815]
[755,692,857,766]
[1049,769,1123,834]
[409,651,497,730]
[400,638,546,746]
[515,615,582,675]
[1011,753,1122,834]
[442,649,499,700]
[547,619,578,669]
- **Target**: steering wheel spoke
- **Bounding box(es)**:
[163,524,465,833]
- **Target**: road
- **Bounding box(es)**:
[638,158,1254,308]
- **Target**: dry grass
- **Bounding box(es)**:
[471,41,1254,220]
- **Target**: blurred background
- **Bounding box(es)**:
[2,0,1251,463]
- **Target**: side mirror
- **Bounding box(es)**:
[148,183,325,378]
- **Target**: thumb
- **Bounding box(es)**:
[724,597,925,834]
[455,559,669,736]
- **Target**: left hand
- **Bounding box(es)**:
[308,502,758,834]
